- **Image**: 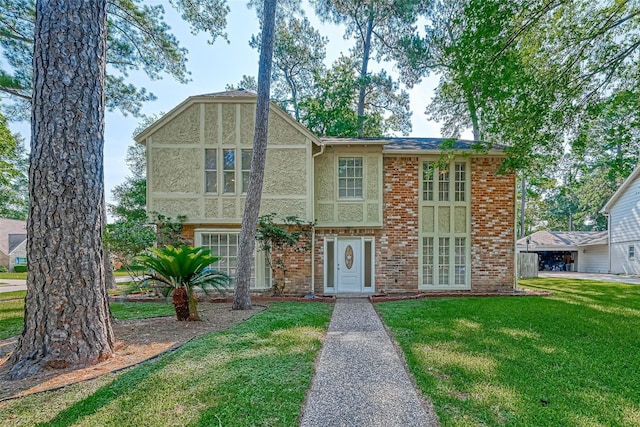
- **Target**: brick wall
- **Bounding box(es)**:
[378,156,420,292]
[470,157,516,292]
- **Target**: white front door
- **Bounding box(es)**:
[337,239,362,293]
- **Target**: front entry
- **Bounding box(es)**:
[337,239,363,293]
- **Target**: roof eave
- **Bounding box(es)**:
[601,165,640,213]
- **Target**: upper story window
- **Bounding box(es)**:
[338,157,363,199]
[223,149,235,193]
[206,149,253,194]
[241,149,252,193]
[423,161,467,202]
[205,149,217,193]
[630,245,635,260]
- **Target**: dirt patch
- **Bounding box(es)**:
[0,303,266,402]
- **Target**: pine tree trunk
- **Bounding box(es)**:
[233,0,278,310]
[356,10,374,138]
[7,0,114,380]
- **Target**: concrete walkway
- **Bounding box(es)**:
[300,298,438,427]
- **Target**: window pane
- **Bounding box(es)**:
[455,237,466,286]
[364,240,372,288]
[438,237,450,285]
[455,162,466,202]
[241,150,252,193]
[422,237,434,286]
[326,240,335,288]
[439,166,450,202]
[205,149,217,170]
[223,149,235,193]
[423,162,434,201]
[338,157,363,199]
[205,171,217,193]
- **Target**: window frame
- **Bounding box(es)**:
[337,156,364,200]
[204,148,217,194]
[196,229,271,289]
[630,245,635,260]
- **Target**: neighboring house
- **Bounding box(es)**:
[601,165,640,274]
[8,234,27,272]
[135,90,516,295]
[0,218,26,269]
[516,231,608,273]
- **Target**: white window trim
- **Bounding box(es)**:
[418,158,471,290]
[195,229,271,289]
[337,156,365,201]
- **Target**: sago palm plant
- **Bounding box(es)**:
[136,245,231,321]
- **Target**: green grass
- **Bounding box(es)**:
[377,278,640,426]
[0,273,27,280]
[0,302,333,426]
[0,291,174,339]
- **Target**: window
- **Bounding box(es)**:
[15,257,26,265]
[338,157,363,199]
[204,149,217,193]
[455,162,466,202]
[439,165,450,201]
[630,245,635,260]
[199,231,270,289]
[420,159,469,289]
[241,149,252,193]
[223,149,235,193]
[423,162,434,201]
[325,239,335,288]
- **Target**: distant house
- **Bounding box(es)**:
[0,218,26,270]
[601,165,640,275]
[135,90,517,295]
[516,231,608,273]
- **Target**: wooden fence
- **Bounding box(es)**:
[518,253,538,278]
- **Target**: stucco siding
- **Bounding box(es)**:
[150,104,200,145]
[151,148,201,193]
[609,175,640,243]
[314,146,383,227]
[147,98,313,224]
[578,244,609,273]
[610,241,640,274]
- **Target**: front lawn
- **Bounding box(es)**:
[0,302,333,426]
[377,278,640,426]
[0,273,27,280]
[0,291,175,339]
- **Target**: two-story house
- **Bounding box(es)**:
[134,90,516,295]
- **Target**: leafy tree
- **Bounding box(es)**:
[136,246,230,321]
[109,144,147,222]
[311,0,421,136]
[299,55,409,137]
[8,0,114,379]
[0,0,229,118]
[255,213,313,295]
[0,115,27,219]
[249,15,327,120]
[233,0,277,311]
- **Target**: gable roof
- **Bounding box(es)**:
[601,165,640,213]
[0,218,26,254]
[516,231,608,249]
[134,90,322,146]
[8,233,27,253]
[320,137,506,154]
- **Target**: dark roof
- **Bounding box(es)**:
[516,231,608,248]
[8,233,26,253]
[195,89,257,98]
[320,137,505,151]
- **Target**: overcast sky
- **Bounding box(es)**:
[9,0,446,213]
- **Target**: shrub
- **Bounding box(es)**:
[0,265,8,273]
[14,265,27,273]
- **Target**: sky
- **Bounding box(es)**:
[8,0,443,212]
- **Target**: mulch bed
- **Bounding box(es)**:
[0,303,266,402]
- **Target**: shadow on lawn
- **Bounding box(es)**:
[378,280,640,426]
[35,303,329,427]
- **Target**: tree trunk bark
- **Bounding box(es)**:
[357,10,374,138]
[233,0,277,310]
[187,290,201,321]
[173,287,190,321]
[520,173,526,239]
[7,0,114,380]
